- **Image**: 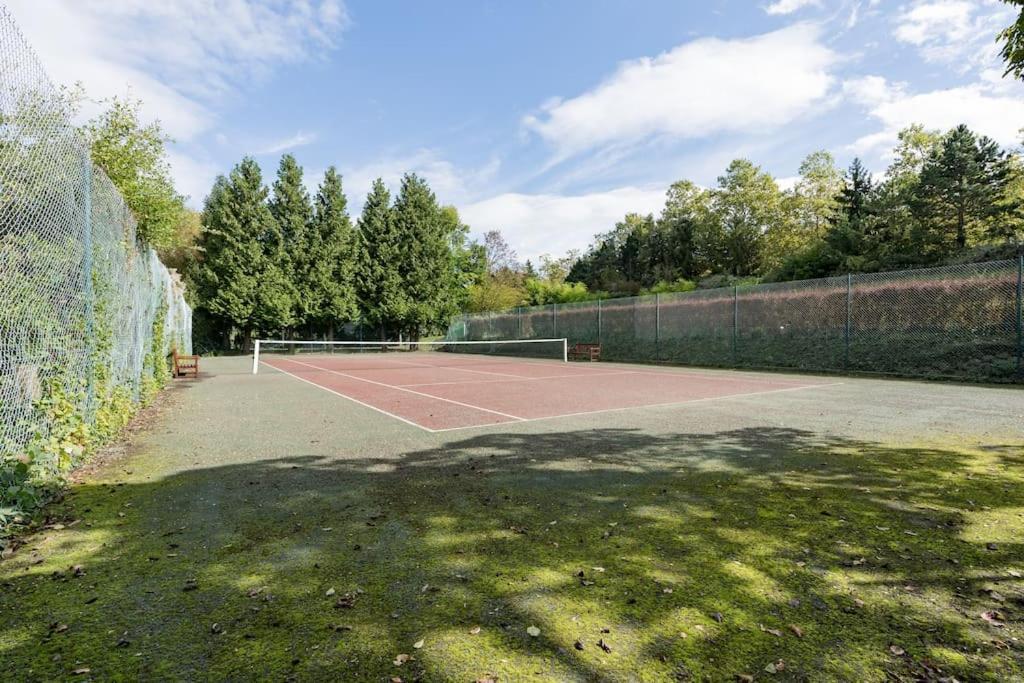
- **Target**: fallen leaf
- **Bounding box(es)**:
[789,624,803,638]
[889,645,905,656]
[574,640,584,650]
[469,626,481,635]
[526,626,541,637]
[597,638,612,653]
[211,623,223,634]
[393,653,410,666]
[325,588,336,597]
[71,668,91,675]
[711,612,724,623]
[981,610,1006,627]
[413,639,424,649]
[736,676,754,683]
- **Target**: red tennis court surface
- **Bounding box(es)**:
[260,353,839,432]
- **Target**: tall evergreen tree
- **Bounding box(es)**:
[308,167,357,337]
[356,179,406,338]
[913,125,1013,253]
[391,173,458,337]
[194,158,291,347]
[268,154,312,328]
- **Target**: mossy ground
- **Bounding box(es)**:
[1,362,1023,682]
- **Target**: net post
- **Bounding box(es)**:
[252,339,261,374]
[563,338,568,363]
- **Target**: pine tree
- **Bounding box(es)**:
[308,167,357,337]
[194,158,292,347]
[914,125,1013,253]
[268,154,312,329]
[356,179,406,338]
[391,173,457,337]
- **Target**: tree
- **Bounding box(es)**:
[267,154,310,328]
[660,180,714,278]
[913,125,1013,253]
[355,179,406,338]
[710,159,783,276]
[391,173,459,337]
[84,96,185,247]
[307,167,357,336]
[483,230,520,274]
[998,0,1024,80]
[193,159,290,347]
[792,150,843,240]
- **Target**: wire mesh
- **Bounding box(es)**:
[450,259,1024,383]
[0,8,192,456]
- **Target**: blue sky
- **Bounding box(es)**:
[8,0,1024,261]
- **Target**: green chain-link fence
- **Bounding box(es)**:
[450,258,1024,383]
[0,7,192,458]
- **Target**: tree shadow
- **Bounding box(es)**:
[1,426,1022,681]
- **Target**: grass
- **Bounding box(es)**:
[1,407,1023,680]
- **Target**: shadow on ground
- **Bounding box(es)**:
[1,427,1023,681]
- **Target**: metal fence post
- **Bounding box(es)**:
[845,273,852,370]
[82,153,95,418]
[1017,253,1023,376]
[732,286,739,363]
[552,303,558,338]
[655,293,661,361]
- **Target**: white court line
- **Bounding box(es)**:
[427,382,846,433]
[273,357,528,422]
[259,361,439,432]
[398,370,640,388]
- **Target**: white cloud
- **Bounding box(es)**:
[846,77,1024,154]
[340,151,500,209]
[764,0,820,16]
[892,1,1013,69]
[4,0,348,140]
[165,150,220,207]
[256,131,318,156]
[460,187,667,262]
[523,25,838,157]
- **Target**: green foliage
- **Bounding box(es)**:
[642,278,697,295]
[0,376,88,529]
[524,278,591,305]
[570,123,1023,296]
[307,167,357,334]
[355,179,407,336]
[84,96,185,247]
[998,0,1024,79]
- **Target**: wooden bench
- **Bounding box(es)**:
[172,348,200,378]
[568,343,601,362]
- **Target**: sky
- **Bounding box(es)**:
[6,0,1024,262]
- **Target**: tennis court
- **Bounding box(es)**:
[256,344,838,431]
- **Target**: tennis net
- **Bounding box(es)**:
[251,338,568,373]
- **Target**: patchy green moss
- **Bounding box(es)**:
[1,426,1023,681]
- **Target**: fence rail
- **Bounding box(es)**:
[0,7,192,458]
[450,258,1024,383]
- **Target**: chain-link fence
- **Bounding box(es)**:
[0,7,192,458]
[450,259,1024,383]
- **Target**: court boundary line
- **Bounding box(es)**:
[271,357,529,422]
[259,361,440,432]
[427,381,846,433]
